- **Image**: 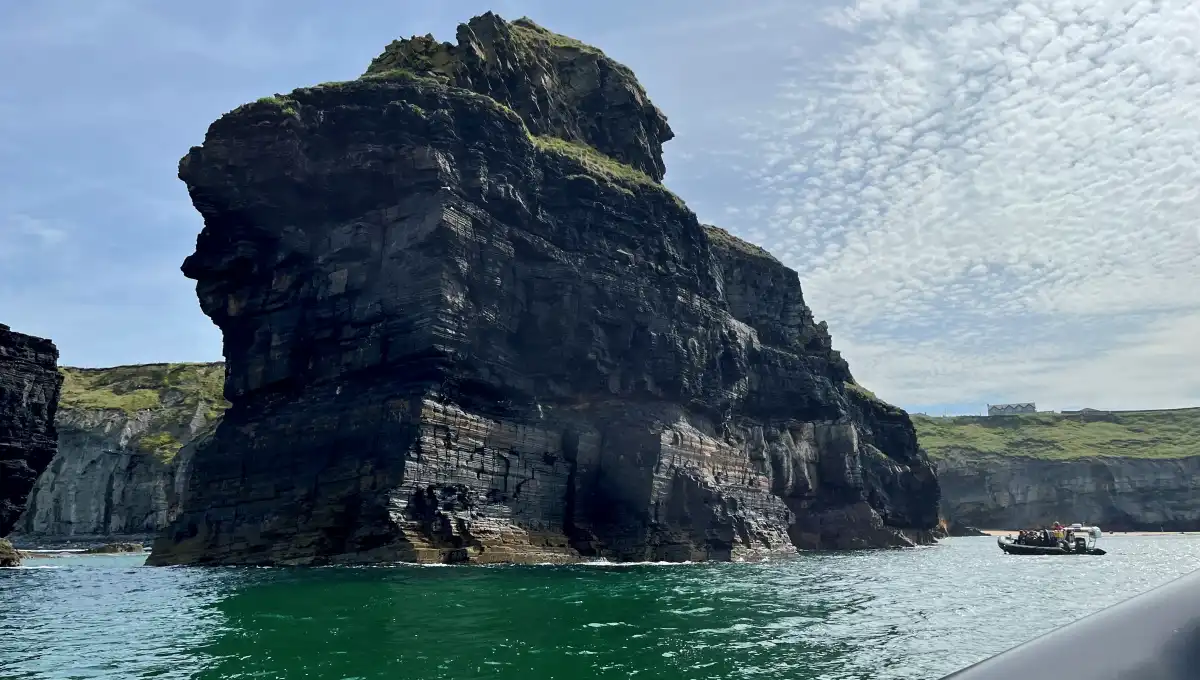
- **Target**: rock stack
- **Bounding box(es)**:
[149,13,939,566]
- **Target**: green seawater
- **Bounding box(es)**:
[3,536,1200,679]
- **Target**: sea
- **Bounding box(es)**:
[2,535,1199,680]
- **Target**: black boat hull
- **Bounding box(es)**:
[997,537,1105,555]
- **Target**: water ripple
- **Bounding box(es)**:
[2,536,1199,679]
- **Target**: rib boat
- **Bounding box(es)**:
[997,524,1106,555]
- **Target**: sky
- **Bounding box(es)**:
[2,0,1198,415]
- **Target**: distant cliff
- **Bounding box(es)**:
[0,323,61,538]
[148,13,939,566]
[14,363,225,540]
[917,409,1200,530]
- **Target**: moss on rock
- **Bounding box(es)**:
[0,539,21,567]
[844,380,879,401]
[136,431,184,464]
[532,135,656,191]
[58,363,228,461]
[509,17,607,57]
[703,225,781,264]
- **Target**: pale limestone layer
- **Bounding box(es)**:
[937,455,1200,531]
[16,403,210,540]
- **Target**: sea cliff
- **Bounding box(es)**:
[148,13,939,566]
[12,363,225,542]
[0,323,62,564]
[917,409,1200,530]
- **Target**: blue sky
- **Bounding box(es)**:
[2,0,1198,414]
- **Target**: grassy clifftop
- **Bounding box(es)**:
[915,408,1200,460]
[59,363,228,462]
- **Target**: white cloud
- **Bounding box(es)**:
[735,0,1200,411]
[0,215,68,258]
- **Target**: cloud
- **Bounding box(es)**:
[0,215,68,258]
[729,0,1200,411]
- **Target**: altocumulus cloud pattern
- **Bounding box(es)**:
[734,0,1200,411]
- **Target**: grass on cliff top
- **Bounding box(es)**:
[510,18,645,88]
[533,135,689,211]
[59,363,227,416]
[532,135,656,190]
[509,18,606,56]
[255,95,297,116]
[357,67,448,88]
[233,27,681,212]
[703,225,780,263]
[843,380,878,401]
[307,69,524,127]
[914,408,1200,460]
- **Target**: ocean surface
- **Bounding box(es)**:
[3,535,1199,680]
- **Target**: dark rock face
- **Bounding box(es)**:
[149,13,939,566]
[0,324,62,537]
[366,14,673,181]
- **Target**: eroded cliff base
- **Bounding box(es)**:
[153,384,935,566]
[149,13,938,566]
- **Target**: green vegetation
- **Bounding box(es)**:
[359,67,447,87]
[137,432,183,464]
[507,17,649,124]
[532,135,655,191]
[843,380,878,401]
[233,21,683,211]
[59,363,229,463]
[510,18,605,56]
[60,368,161,412]
[328,68,523,124]
[0,539,20,567]
[60,363,226,415]
[254,95,297,117]
[703,225,780,263]
[914,408,1200,460]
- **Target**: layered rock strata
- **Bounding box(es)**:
[919,410,1200,531]
[937,455,1200,531]
[149,13,939,566]
[0,323,62,539]
[13,363,224,542]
